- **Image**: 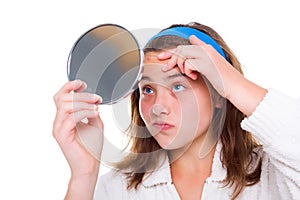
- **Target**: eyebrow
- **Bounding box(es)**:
[141,73,187,82]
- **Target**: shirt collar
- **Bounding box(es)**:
[141,141,226,188]
[142,156,173,188]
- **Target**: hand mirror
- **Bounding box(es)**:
[67,24,142,104]
[66,24,142,160]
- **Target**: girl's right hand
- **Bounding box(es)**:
[53,80,103,179]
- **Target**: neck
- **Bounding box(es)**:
[168,132,217,177]
[168,133,218,200]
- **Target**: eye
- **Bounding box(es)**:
[173,84,185,92]
[142,86,154,94]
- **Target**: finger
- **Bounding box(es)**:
[74,81,87,93]
[59,102,98,113]
[172,47,190,74]
[55,93,101,112]
[188,72,198,80]
[55,101,99,129]
[61,93,102,104]
[54,80,84,105]
[72,110,100,124]
[167,45,193,73]
[158,51,173,60]
[161,49,178,72]
[53,107,100,138]
[185,60,200,80]
[176,52,186,71]
[58,80,83,96]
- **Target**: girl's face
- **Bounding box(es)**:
[138,52,213,150]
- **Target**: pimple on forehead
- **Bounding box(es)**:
[143,63,182,75]
[143,52,158,61]
[143,55,156,62]
[143,52,169,65]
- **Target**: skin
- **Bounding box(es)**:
[161,35,267,117]
[140,53,217,199]
[139,57,213,150]
[52,35,267,199]
[53,81,102,200]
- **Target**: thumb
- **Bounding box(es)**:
[74,80,87,92]
[189,35,206,46]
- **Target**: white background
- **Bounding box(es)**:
[0,0,299,199]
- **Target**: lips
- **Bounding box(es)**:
[152,121,174,131]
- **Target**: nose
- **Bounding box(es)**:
[151,104,168,116]
[151,89,172,116]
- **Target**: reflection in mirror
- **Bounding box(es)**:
[67,24,142,104]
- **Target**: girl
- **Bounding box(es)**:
[53,22,300,199]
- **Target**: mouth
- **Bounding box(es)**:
[152,121,174,131]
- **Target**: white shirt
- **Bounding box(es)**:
[94,89,300,199]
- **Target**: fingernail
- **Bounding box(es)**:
[95,95,103,104]
[158,52,165,57]
[99,96,103,103]
[75,79,82,87]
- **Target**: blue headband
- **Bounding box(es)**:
[148,27,226,58]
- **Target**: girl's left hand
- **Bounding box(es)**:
[158,35,237,98]
[158,35,267,116]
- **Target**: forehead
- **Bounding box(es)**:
[143,52,168,67]
[142,52,182,79]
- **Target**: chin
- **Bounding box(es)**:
[159,140,192,151]
[152,131,192,149]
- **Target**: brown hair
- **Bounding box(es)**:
[114,22,262,199]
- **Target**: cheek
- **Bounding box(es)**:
[139,99,151,124]
[179,90,213,130]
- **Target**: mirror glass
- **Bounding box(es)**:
[67,24,142,104]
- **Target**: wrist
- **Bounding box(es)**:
[215,60,267,116]
[65,173,99,200]
[70,169,99,182]
[70,157,100,177]
[227,75,267,117]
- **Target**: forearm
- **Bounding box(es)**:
[65,174,98,200]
